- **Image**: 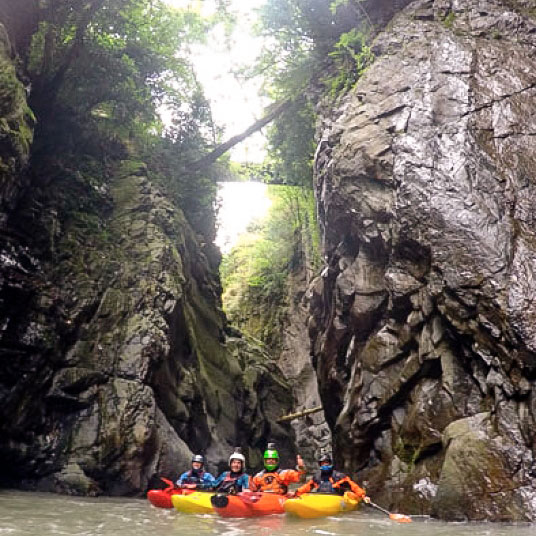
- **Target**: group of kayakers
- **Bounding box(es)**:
[175,443,368,500]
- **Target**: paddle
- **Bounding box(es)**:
[363,497,412,523]
[160,477,175,492]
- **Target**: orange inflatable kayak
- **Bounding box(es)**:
[211,492,288,517]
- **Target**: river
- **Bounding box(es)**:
[1,490,533,536]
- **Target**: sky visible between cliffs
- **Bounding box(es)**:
[164,0,268,163]
[164,0,272,253]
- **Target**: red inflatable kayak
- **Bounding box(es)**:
[147,478,193,508]
[147,488,184,508]
[211,492,288,517]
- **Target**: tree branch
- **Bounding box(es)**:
[188,99,292,173]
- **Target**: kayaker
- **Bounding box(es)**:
[294,453,367,499]
[176,454,216,489]
[250,443,306,494]
[212,448,250,493]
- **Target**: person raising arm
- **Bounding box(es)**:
[250,443,306,494]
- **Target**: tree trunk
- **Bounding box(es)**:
[188,99,292,173]
[44,0,106,101]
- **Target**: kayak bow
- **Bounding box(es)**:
[284,492,360,519]
[147,478,185,509]
[171,491,216,514]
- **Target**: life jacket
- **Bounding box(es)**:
[253,469,288,494]
[216,471,245,493]
[182,469,205,485]
[313,470,347,494]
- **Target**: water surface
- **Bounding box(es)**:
[0,490,533,536]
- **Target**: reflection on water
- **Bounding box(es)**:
[0,490,533,536]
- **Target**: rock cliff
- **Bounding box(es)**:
[310,0,536,521]
[278,271,331,467]
[0,28,296,494]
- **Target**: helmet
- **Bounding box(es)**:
[263,442,279,471]
[229,448,246,470]
[318,453,332,464]
[318,453,333,472]
[191,454,204,465]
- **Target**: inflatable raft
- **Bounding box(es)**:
[211,492,287,517]
[171,491,216,514]
[284,492,360,518]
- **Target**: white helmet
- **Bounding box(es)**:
[229,450,246,470]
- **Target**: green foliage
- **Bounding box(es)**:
[221,185,321,349]
[327,28,374,96]
[28,0,213,134]
[227,161,275,183]
[265,97,316,187]
[442,11,456,29]
[249,0,373,189]
[22,0,235,239]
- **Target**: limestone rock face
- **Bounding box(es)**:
[0,152,296,492]
[311,0,536,521]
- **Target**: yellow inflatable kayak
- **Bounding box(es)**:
[284,492,360,518]
[171,491,216,514]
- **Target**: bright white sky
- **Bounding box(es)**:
[215,182,272,252]
[164,0,272,252]
[164,0,268,162]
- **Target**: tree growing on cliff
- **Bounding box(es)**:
[26,0,212,135]
[247,0,373,188]
[11,0,234,231]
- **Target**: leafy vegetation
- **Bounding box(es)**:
[11,0,233,238]
[221,185,321,349]
[244,0,374,190]
[327,27,374,96]
[220,0,376,350]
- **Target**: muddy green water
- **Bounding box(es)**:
[0,490,533,536]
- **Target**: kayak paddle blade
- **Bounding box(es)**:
[389,513,412,523]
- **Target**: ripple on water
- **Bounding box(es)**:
[2,491,536,536]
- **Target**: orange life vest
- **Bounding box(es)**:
[252,469,288,494]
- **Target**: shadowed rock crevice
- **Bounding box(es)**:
[0,30,298,492]
[310,0,536,521]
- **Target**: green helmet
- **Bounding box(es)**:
[263,443,279,471]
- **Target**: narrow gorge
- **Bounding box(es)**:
[2,0,536,523]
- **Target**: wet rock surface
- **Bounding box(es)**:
[311,0,536,521]
[0,154,296,491]
[277,271,331,468]
[0,24,33,219]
